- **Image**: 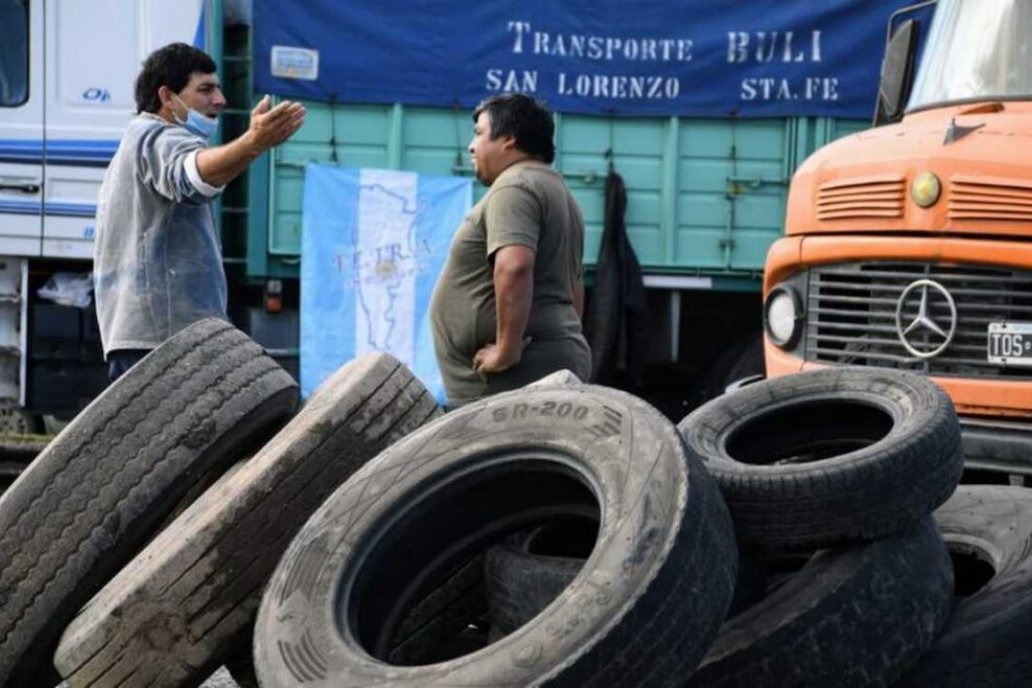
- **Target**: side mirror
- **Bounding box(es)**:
[874,19,918,126]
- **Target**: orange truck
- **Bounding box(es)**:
[762,0,1032,475]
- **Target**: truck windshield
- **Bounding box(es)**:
[0,0,29,106]
[907,0,1032,111]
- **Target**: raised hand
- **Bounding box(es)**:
[248,95,306,151]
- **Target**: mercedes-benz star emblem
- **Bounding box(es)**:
[895,279,958,359]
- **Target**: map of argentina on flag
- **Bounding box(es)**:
[301,164,472,401]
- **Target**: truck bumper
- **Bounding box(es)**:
[961,417,1032,476]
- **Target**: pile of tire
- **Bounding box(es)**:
[240,365,1031,688]
[677,367,963,687]
[0,319,442,688]
[3,323,1030,687]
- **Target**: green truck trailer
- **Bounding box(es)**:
[225,19,869,417]
[0,0,879,434]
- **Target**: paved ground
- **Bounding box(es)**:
[199,667,242,688]
[59,666,241,688]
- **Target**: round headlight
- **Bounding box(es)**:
[911,172,941,208]
[764,286,803,348]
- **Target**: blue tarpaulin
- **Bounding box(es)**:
[254,0,915,118]
[300,165,471,401]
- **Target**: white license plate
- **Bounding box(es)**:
[988,322,1032,365]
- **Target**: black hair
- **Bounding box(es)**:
[134,42,217,114]
[473,94,556,164]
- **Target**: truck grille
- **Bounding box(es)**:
[816,175,905,221]
[805,262,1032,378]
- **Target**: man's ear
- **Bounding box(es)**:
[499,134,518,152]
[157,85,175,109]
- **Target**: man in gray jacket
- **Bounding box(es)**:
[94,42,305,381]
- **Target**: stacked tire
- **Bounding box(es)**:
[0,319,300,687]
[53,351,441,687]
[677,368,963,686]
[0,319,444,688]
[449,368,967,687]
[7,340,1026,686]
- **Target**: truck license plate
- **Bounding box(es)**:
[988,322,1032,365]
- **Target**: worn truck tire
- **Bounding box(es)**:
[0,319,298,688]
[678,367,963,548]
[483,524,770,643]
[899,485,1032,687]
[688,516,954,688]
[484,512,597,640]
[53,353,441,688]
[254,384,737,687]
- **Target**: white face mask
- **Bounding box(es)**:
[172,93,218,141]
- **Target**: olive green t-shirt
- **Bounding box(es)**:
[430,161,591,406]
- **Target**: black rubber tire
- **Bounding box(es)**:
[484,512,597,639]
[0,319,298,688]
[387,552,490,665]
[483,521,767,642]
[899,485,1032,687]
[678,367,963,548]
[52,353,441,688]
[688,516,954,688]
[254,384,738,687]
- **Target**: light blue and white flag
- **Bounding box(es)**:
[301,164,471,401]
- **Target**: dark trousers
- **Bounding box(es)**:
[107,349,150,383]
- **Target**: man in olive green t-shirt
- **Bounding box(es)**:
[430,94,591,407]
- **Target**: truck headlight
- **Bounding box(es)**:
[764,285,803,349]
